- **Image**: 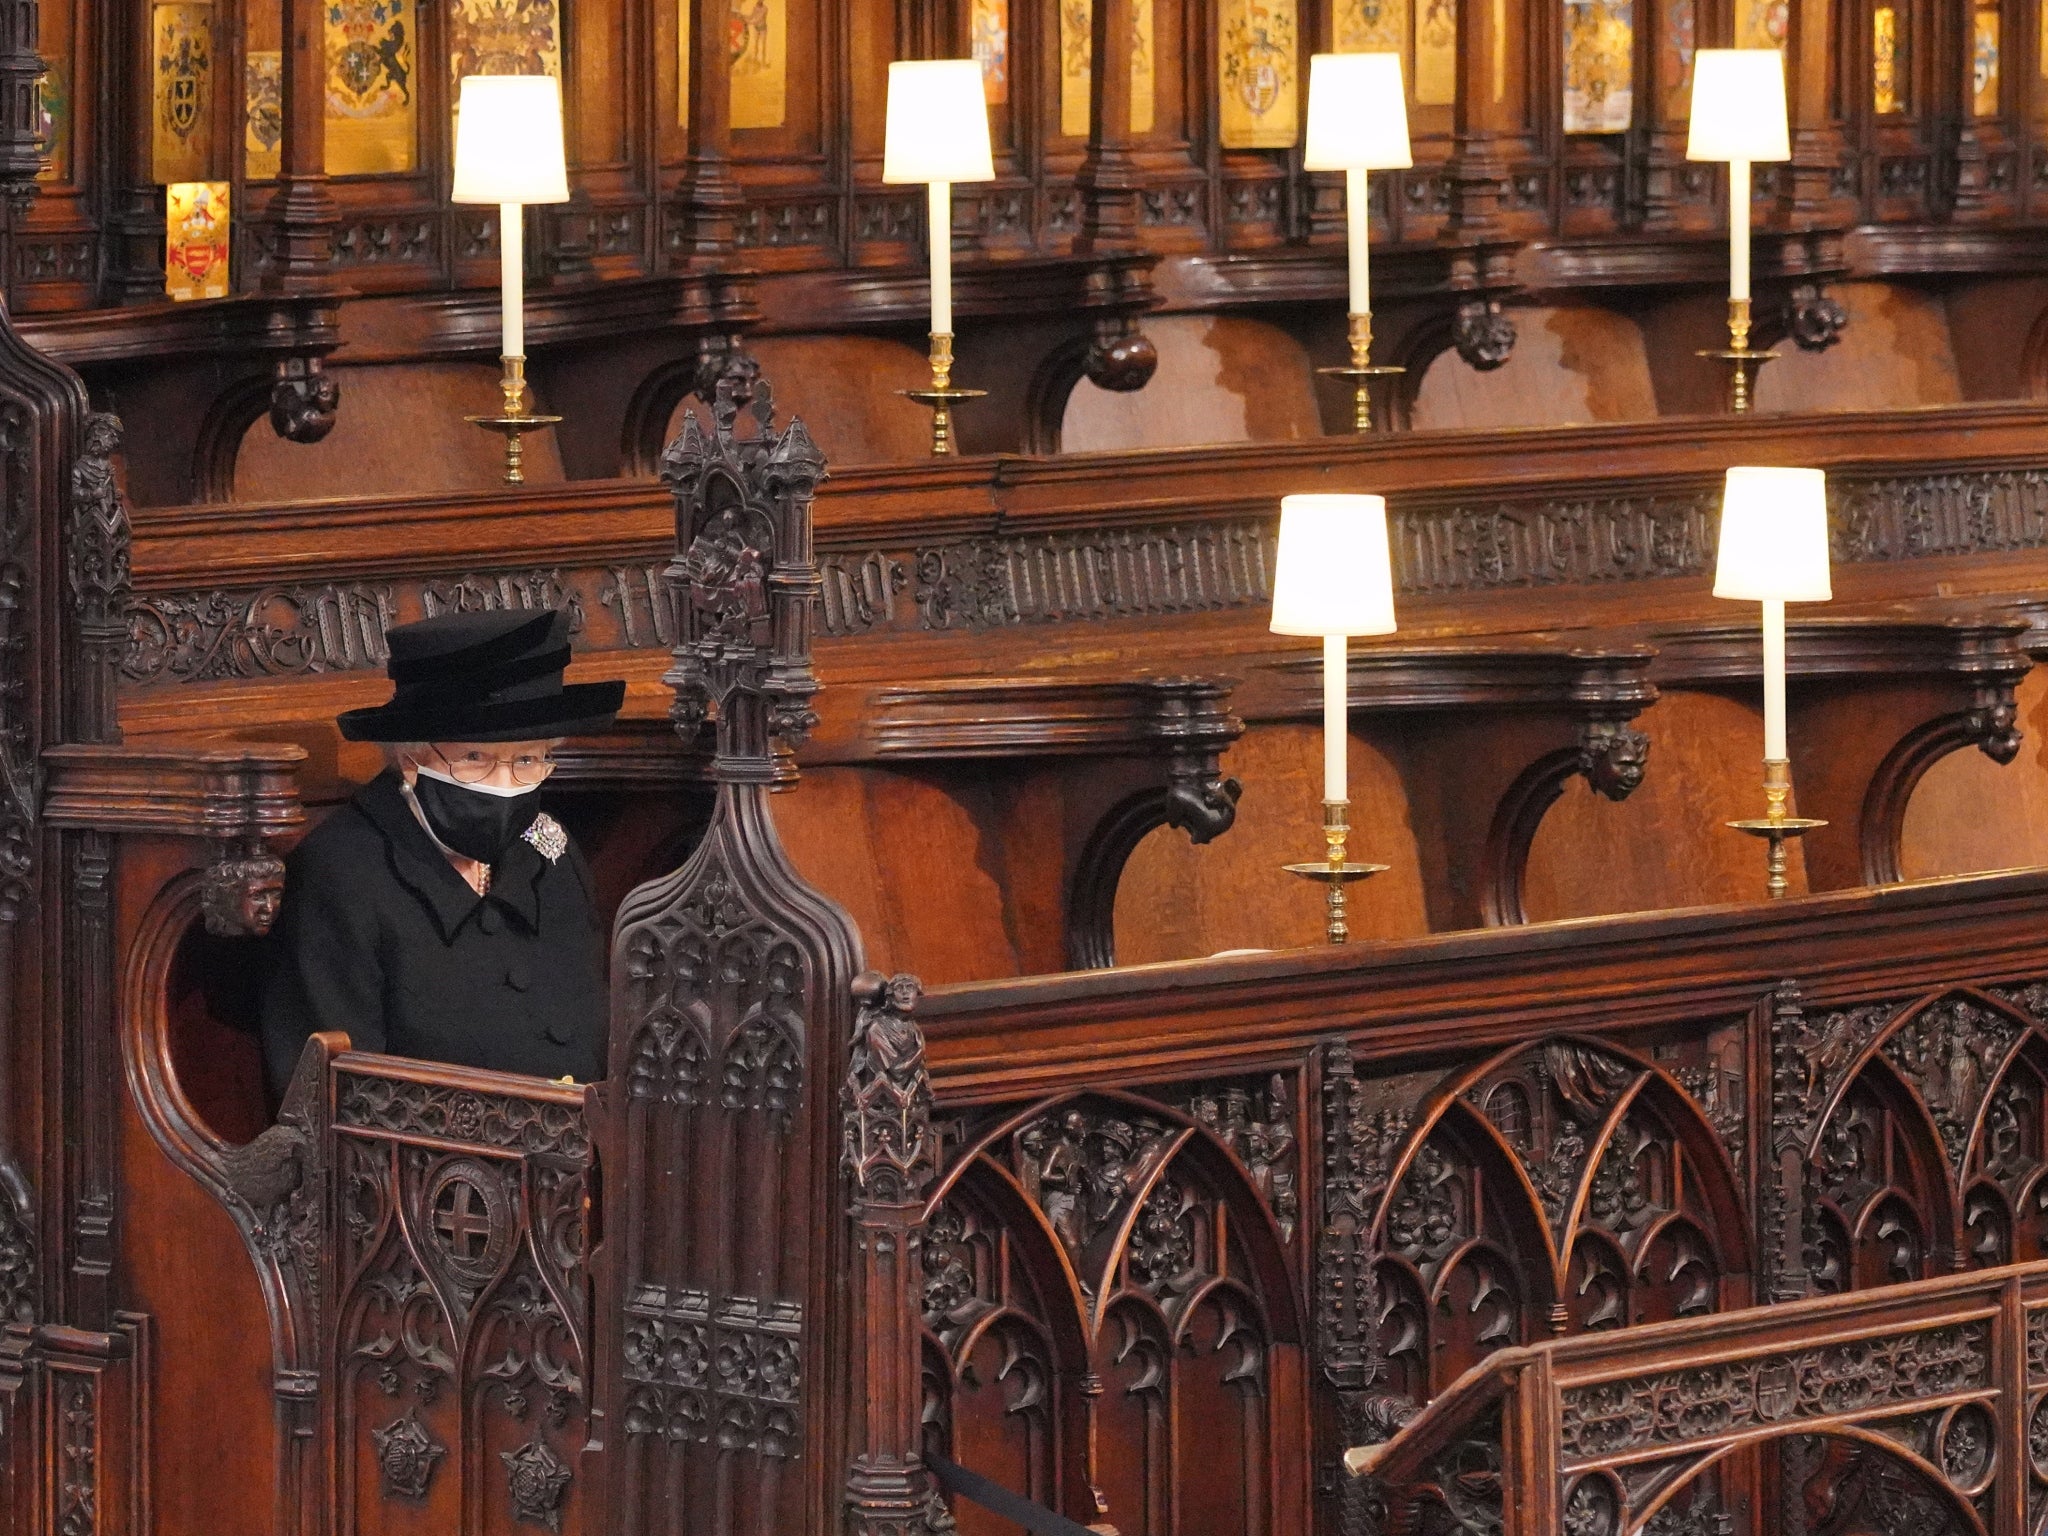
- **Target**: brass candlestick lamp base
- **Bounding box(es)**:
[898,332,986,456]
[1694,297,1775,415]
[466,356,562,486]
[1315,312,1406,432]
[1725,758,1826,901]
[1283,800,1388,945]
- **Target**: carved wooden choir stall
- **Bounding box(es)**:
[19,0,2048,1529]
[0,303,2035,1536]
[11,0,2048,493]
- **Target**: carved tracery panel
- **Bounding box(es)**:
[1346,1037,1750,1403]
[1798,988,2048,1289]
[612,854,812,1487]
[326,1067,591,1536]
[921,1090,1305,1536]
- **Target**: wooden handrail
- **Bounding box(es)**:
[1348,1258,2045,1533]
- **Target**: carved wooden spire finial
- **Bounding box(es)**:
[658,370,824,782]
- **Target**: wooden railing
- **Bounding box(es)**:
[1346,1258,2045,1536]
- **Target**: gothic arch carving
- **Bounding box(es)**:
[1628,1426,1983,1536]
[1020,333,1092,455]
[1801,988,2041,1282]
[1860,701,2024,885]
[920,1088,1304,1536]
[330,1077,592,1530]
[1335,1034,1753,1404]
[190,374,276,503]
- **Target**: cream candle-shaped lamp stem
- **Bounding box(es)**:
[1323,633,1348,803]
[927,180,952,338]
[1345,167,1370,316]
[499,202,524,366]
[1307,54,1411,434]
[1761,596,1787,760]
[1728,159,1751,303]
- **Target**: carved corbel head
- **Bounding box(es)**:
[1969,684,2023,765]
[1783,283,1849,353]
[1453,299,1517,371]
[1163,760,1243,846]
[202,843,287,937]
[690,338,762,412]
[269,357,341,444]
[1578,721,1651,803]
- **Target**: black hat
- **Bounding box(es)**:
[337,609,626,743]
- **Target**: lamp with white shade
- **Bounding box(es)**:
[1270,493,1398,943]
[1304,53,1412,432]
[451,73,571,484]
[883,59,996,456]
[1686,49,1790,413]
[1715,465,1832,899]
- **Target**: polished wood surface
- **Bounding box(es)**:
[15,0,2048,1512]
[20,0,2048,497]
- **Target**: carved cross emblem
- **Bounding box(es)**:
[432,1177,492,1262]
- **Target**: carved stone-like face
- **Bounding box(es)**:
[885,973,919,1014]
[1601,735,1649,797]
[82,413,122,459]
[202,854,287,938]
[241,875,284,933]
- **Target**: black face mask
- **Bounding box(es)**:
[410,770,540,864]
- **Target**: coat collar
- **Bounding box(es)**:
[352,770,547,941]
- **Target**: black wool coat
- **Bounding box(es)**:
[260,770,608,1099]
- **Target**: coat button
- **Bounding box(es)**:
[544,1022,574,1046]
[504,965,529,992]
[476,905,500,936]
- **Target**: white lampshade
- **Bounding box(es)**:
[1304,53,1413,171]
[1687,50,1790,162]
[882,60,996,184]
[1271,494,1398,637]
[452,75,570,203]
[1714,467,1832,602]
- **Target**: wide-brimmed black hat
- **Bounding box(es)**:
[337,609,626,743]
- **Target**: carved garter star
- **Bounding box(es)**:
[522,813,567,864]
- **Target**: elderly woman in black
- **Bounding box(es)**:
[259,608,626,1100]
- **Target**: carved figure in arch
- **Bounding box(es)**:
[1188,1075,1299,1241]
[1883,995,2022,1169]
[842,970,933,1203]
[679,504,769,647]
[1014,1109,1161,1269]
[1783,1433,1974,1536]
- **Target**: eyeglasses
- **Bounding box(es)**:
[428,745,557,787]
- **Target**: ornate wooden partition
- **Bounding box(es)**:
[591,375,917,1536]
[0,253,119,1536]
[907,876,2048,1536]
